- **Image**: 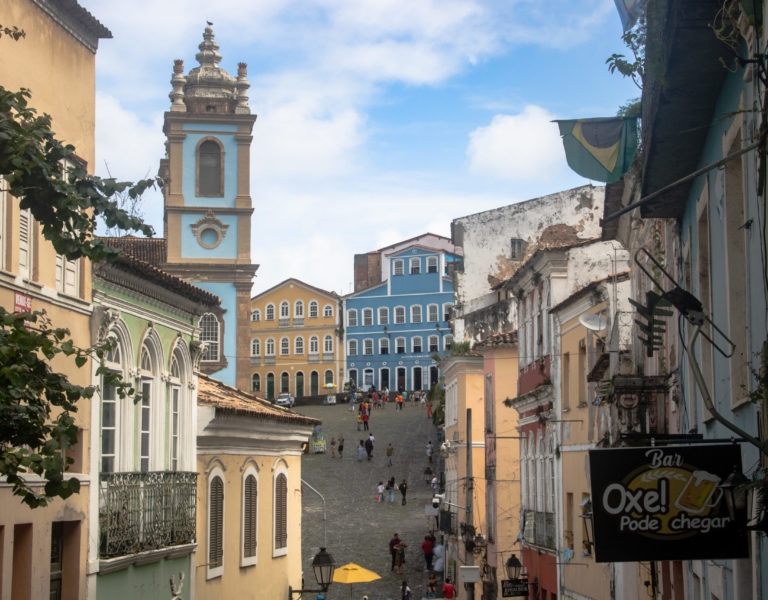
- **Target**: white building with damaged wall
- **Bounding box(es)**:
[450,184,605,344]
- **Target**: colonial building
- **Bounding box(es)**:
[344,238,456,392]
[88,237,219,599]
[159,26,258,391]
[249,278,341,399]
[0,2,111,598]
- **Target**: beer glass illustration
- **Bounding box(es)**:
[674,470,722,514]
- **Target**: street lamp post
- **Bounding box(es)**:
[288,547,336,599]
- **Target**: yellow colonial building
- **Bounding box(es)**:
[196,375,319,599]
[0,1,111,598]
[250,278,342,399]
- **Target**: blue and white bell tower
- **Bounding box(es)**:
[160,27,258,389]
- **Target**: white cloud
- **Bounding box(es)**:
[466,105,567,182]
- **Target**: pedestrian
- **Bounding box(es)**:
[357,440,365,461]
[431,475,438,494]
[386,476,396,502]
[386,442,394,467]
[330,436,336,458]
[426,440,433,464]
[394,540,407,574]
[362,411,370,431]
[421,535,434,570]
[338,434,344,458]
[388,533,400,571]
[426,401,433,419]
[349,390,355,411]
[426,572,437,598]
[400,580,412,600]
[442,578,456,599]
[356,413,362,431]
[365,436,374,461]
[410,391,416,407]
[398,479,408,505]
[377,481,385,502]
[372,390,379,408]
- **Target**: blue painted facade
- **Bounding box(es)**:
[344,244,454,392]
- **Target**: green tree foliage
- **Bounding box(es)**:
[606,22,646,90]
[0,83,156,507]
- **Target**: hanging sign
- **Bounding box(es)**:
[501,579,529,597]
[588,444,748,562]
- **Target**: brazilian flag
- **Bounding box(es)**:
[556,117,638,183]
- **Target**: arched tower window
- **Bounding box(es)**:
[199,313,220,362]
[198,139,223,196]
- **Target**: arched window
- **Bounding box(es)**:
[280,337,290,355]
[250,309,261,322]
[324,370,333,385]
[138,343,155,472]
[323,335,333,353]
[308,301,318,318]
[363,339,373,355]
[295,336,304,354]
[395,337,406,354]
[266,338,275,356]
[198,139,223,196]
[379,338,389,355]
[444,335,453,351]
[251,338,260,357]
[208,472,224,577]
[274,471,288,554]
[411,305,422,323]
[252,373,260,392]
[168,349,187,471]
[378,307,389,325]
[265,304,275,320]
[199,313,220,362]
[347,309,358,327]
[280,301,289,319]
[348,340,358,355]
[427,256,438,273]
[323,304,333,318]
[409,257,421,274]
[294,300,304,317]
[411,336,422,353]
[429,335,439,352]
[242,471,258,565]
[443,303,453,321]
[101,332,125,473]
[309,336,319,354]
[362,309,373,326]
[427,304,439,322]
[393,259,404,276]
[394,307,405,324]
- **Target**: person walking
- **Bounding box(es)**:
[356,412,363,431]
[377,481,386,502]
[357,440,365,461]
[386,442,394,467]
[426,440,433,464]
[394,540,407,574]
[337,434,344,459]
[388,533,400,571]
[330,436,336,458]
[421,535,434,570]
[442,578,456,599]
[386,476,396,503]
[362,411,370,431]
[364,436,374,461]
[426,400,433,419]
[400,580,412,600]
[398,479,408,505]
[349,390,356,411]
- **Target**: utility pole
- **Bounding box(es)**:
[466,408,474,600]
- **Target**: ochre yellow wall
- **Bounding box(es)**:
[196,452,304,599]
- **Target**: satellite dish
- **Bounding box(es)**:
[579,313,607,331]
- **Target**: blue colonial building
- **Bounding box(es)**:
[344,236,458,392]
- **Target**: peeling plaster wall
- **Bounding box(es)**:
[451,185,605,342]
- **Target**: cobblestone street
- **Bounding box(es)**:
[297,399,441,600]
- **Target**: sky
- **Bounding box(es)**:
[83,0,638,296]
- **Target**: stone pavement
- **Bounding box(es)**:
[297,399,441,600]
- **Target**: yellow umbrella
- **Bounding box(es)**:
[332,562,381,598]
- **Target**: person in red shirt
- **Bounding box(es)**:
[442,578,456,599]
[421,535,434,570]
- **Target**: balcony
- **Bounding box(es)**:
[100,471,197,559]
[522,510,555,550]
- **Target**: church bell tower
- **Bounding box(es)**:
[160,26,258,390]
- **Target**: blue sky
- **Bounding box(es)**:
[84,0,637,295]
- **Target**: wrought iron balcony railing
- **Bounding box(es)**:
[99,471,197,559]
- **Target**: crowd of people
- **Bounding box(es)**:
[387,532,453,599]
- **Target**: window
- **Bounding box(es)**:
[427,304,438,322]
[252,373,260,392]
[242,471,258,565]
[411,305,422,323]
[427,256,438,273]
[364,339,373,355]
[251,309,261,322]
[428,335,439,352]
[198,139,223,196]
[379,338,389,355]
[55,254,79,296]
[280,301,289,319]
[323,335,333,353]
[309,301,319,318]
[348,340,358,355]
[266,338,275,356]
[265,304,275,321]
[444,335,453,351]
[295,336,304,354]
[280,337,290,355]
[19,208,32,280]
[396,337,406,354]
[323,305,333,318]
[394,307,405,324]
[199,313,220,362]
[208,473,224,578]
[139,345,154,472]
[348,309,358,327]
[510,238,526,261]
[393,259,404,276]
[281,372,289,393]
[274,471,288,554]
[251,338,260,357]
[362,308,373,326]
[378,307,389,325]
[309,336,319,354]
[443,303,453,321]
[294,300,304,318]
[324,370,333,385]
[410,258,420,274]
[0,176,6,270]
[412,337,422,353]
[169,354,182,471]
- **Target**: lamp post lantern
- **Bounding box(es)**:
[288,547,336,599]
